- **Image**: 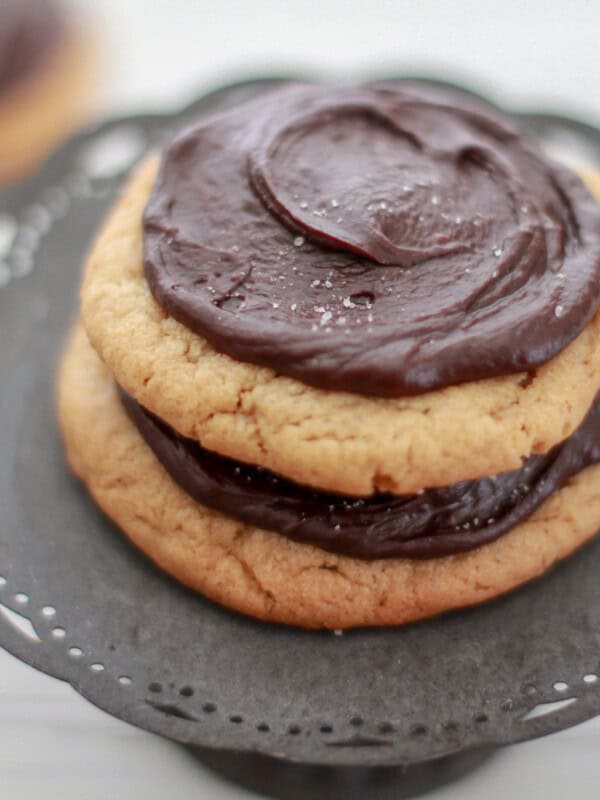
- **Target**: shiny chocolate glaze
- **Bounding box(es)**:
[121,390,600,559]
[144,82,600,397]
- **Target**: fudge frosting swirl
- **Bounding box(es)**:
[0,0,64,93]
[144,82,600,397]
[121,390,600,559]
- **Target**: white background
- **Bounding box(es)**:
[3,1,600,797]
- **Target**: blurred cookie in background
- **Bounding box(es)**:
[0,0,97,185]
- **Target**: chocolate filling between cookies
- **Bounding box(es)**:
[120,389,600,559]
[137,81,600,560]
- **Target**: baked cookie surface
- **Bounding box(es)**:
[58,323,600,629]
[81,158,600,496]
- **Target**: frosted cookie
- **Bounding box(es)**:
[63,81,600,628]
[58,324,600,629]
[81,91,600,495]
[0,0,94,184]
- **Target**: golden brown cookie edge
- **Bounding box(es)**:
[80,158,600,496]
[57,322,600,629]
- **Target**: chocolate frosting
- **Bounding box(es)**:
[120,390,600,559]
[144,82,600,397]
[0,0,63,93]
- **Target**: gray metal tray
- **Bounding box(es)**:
[1,77,600,797]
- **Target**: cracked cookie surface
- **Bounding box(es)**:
[81,158,600,495]
[58,323,600,629]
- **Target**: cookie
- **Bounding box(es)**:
[0,17,94,184]
[81,157,600,496]
[58,322,600,629]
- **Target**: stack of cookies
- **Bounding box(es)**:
[59,81,600,629]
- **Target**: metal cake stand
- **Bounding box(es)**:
[2,77,600,799]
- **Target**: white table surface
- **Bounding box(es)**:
[3,1,600,796]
